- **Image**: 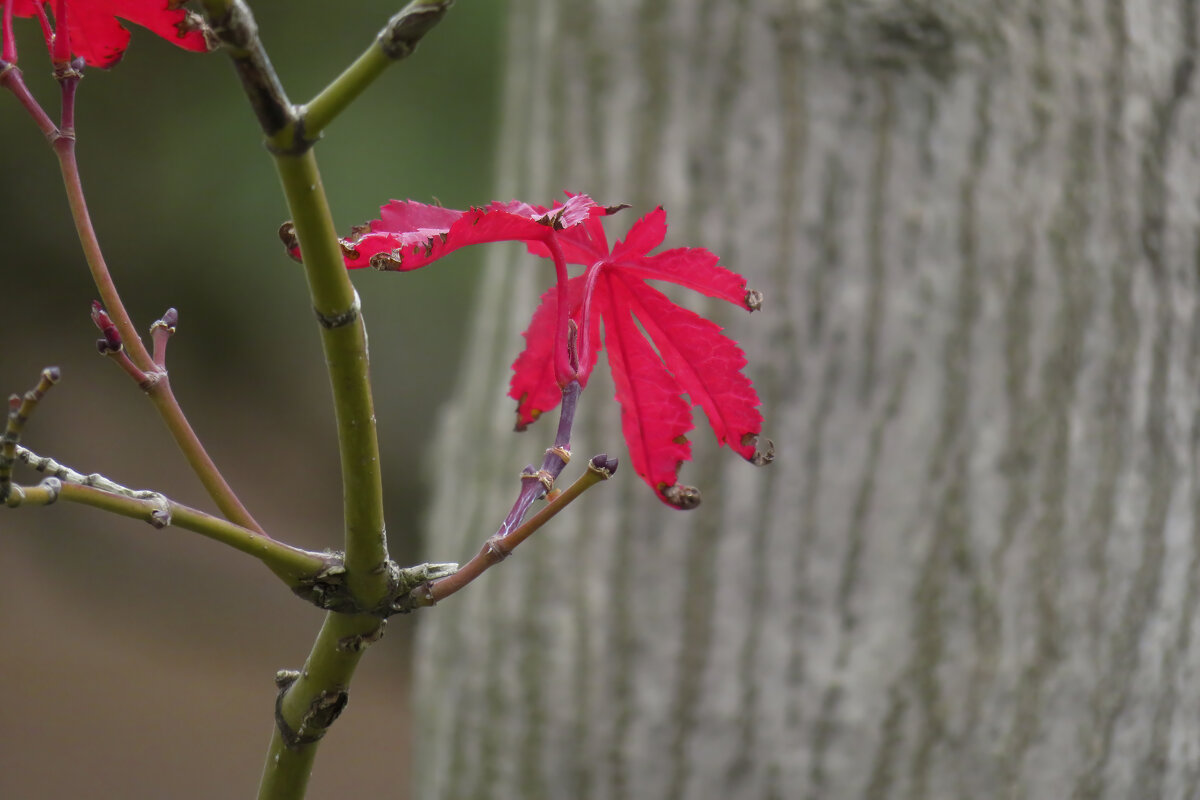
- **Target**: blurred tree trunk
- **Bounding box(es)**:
[413,1,1200,797]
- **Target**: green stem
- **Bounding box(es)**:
[256,612,381,800]
[296,0,453,146]
[9,480,326,584]
[272,150,388,599]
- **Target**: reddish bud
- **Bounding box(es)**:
[90,301,122,352]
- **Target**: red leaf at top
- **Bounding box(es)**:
[510,206,769,509]
[8,0,210,68]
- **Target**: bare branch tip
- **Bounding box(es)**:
[588,453,619,478]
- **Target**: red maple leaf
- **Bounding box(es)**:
[5,0,210,69]
[510,205,768,508]
[300,194,769,508]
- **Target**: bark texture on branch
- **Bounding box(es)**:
[415,1,1200,798]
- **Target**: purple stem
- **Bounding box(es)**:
[493,379,581,540]
[0,65,58,139]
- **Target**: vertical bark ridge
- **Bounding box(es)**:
[1170,230,1200,798]
[1073,10,1194,794]
[1082,0,1135,661]
[913,76,990,800]
[767,9,813,791]
[1001,104,1099,797]
[859,76,896,404]
[601,489,635,800]
[664,6,758,794]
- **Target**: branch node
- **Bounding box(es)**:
[519,466,554,492]
[146,494,172,528]
[314,290,361,329]
[485,537,511,562]
[39,476,62,504]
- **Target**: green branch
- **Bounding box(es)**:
[6,460,328,585]
[295,0,454,146]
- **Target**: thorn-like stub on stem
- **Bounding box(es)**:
[663,483,702,510]
[274,669,302,690]
[588,453,619,478]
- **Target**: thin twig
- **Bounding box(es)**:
[0,368,60,501]
[9,446,329,583]
[416,453,617,606]
[52,86,264,532]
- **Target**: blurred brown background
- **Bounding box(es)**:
[0,2,503,796]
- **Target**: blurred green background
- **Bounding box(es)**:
[0,2,503,796]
